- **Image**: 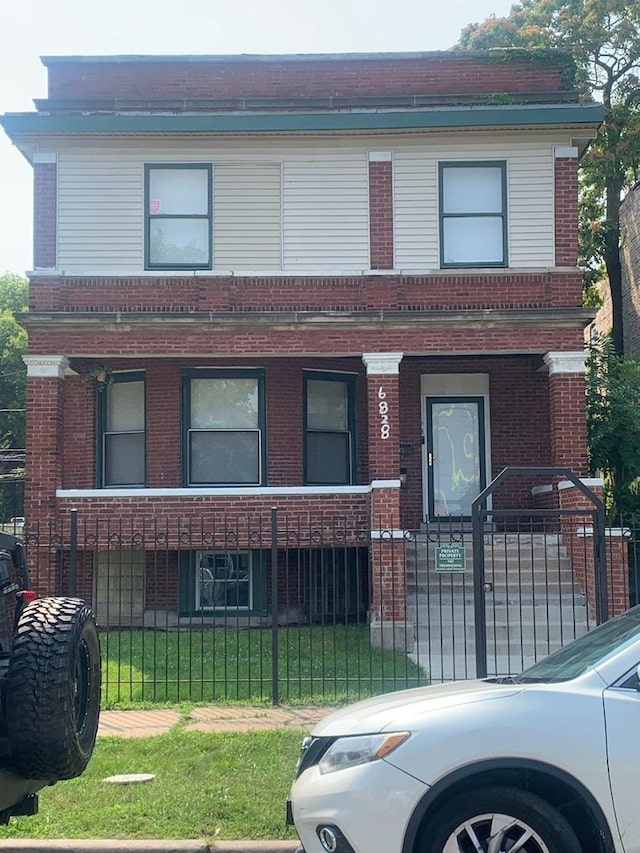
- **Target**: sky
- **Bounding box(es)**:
[0,0,516,276]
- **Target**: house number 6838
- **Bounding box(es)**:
[378,386,390,440]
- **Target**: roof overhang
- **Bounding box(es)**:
[1,103,604,142]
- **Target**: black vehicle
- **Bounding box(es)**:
[0,532,101,823]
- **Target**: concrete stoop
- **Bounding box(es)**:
[407,533,591,680]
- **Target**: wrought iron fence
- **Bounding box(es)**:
[14,507,629,707]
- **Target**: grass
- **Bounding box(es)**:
[0,728,303,840]
[101,624,427,708]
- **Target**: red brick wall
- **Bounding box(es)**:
[146,551,179,608]
[29,271,585,312]
[27,324,586,358]
[366,370,399,480]
[24,375,65,520]
[369,161,393,269]
[33,163,56,269]
[548,372,588,475]
[555,157,578,266]
[64,376,95,488]
[45,55,566,103]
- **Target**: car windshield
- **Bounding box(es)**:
[511,604,640,683]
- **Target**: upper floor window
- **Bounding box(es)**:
[304,372,356,485]
[145,164,212,269]
[98,372,145,487]
[439,162,507,268]
[183,369,266,486]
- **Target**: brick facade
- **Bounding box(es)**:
[29,271,585,312]
[368,159,394,270]
[43,53,567,104]
[554,156,579,267]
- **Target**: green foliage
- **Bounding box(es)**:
[456,1,640,351]
[586,333,640,520]
[0,273,28,451]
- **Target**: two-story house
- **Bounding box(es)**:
[1,51,604,654]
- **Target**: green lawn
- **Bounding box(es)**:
[0,728,302,840]
[101,624,427,708]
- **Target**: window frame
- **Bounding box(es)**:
[182,368,267,487]
[179,549,268,616]
[438,160,508,269]
[144,163,213,271]
[96,371,146,488]
[303,370,357,486]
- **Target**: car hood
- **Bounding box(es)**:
[312,680,522,736]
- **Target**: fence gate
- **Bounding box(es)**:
[470,466,606,679]
[406,467,607,682]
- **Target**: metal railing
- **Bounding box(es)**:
[15,506,626,707]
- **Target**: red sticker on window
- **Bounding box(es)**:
[149,199,161,215]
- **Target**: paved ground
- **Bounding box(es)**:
[98,704,335,738]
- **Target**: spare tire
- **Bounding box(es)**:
[5,597,101,781]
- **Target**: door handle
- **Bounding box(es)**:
[428,452,434,466]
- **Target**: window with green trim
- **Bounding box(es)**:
[304,372,356,485]
[439,161,507,268]
[183,369,266,486]
[97,372,145,487]
[145,164,212,269]
[196,551,252,610]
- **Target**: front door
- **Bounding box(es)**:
[425,397,486,520]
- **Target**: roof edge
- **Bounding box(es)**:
[40,49,573,66]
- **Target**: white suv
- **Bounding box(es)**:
[288,605,640,853]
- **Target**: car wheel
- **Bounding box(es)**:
[419,785,582,853]
[5,597,101,781]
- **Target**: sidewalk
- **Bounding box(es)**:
[1,842,299,853]
[98,704,334,737]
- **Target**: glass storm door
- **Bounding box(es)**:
[425,397,486,520]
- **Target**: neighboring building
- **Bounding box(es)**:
[1,51,603,638]
[587,183,640,350]
[621,182,640,352]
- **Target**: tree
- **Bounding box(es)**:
[0,273,28,451]
[586,334,640,520]
[457,0,640,353]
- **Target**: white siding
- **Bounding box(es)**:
[282,156,370,270]
[57,154,144,271]
[214,164,282,269]
[53,133,563,274]
[394,136,556,270]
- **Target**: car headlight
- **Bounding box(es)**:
[318,732,410,774]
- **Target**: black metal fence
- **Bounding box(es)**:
[0,476,24,531]
[11,508,634,707]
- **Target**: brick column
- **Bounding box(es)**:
[558,479,629,620]
[543,352,589,477]
[362,352,412,651]
[554,147,578,268]
[33,153,57,270]
[368,151,394,270]
[23,355,68,594]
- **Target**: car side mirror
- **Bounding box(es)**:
[636,663,640,690]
